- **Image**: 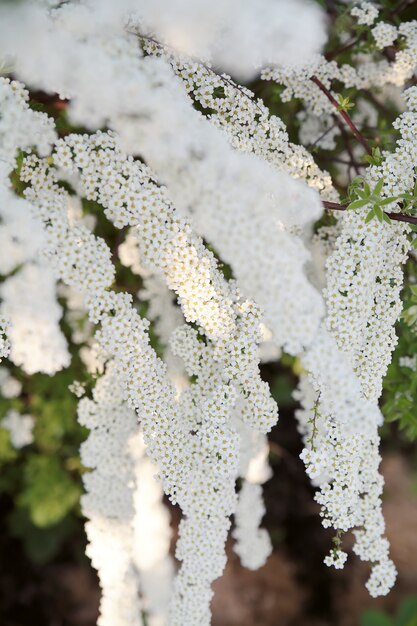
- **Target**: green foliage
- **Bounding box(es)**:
[361,597,417,626]
[364,147,384,167]
[346,177,395,224]
[9,507,78,564]
[336,93,354,112]
[0,356,87,562]
[401,285,417,328]
[383,318,417,440]
[361,610,393,626]
[18,455,81,527]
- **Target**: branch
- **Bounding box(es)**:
[310,76,372,154]
[322,200,417,226]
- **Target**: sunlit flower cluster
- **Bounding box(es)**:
[19,124,278,624]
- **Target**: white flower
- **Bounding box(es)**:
[2,410,34,448]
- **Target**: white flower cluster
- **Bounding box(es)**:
[294,88,417,598]
[0,367,22,399]
[144,36,404,595]
[2,409,34,448]
[1,0,413,611]
[130,430,174,626]
[0,77,69,374]
[351,2,379,26]
[0,0,326,84]
[296,331,397,597]
[78,367,145,626]
[139,46,329,357]
[119,229,186,384]
[233,481,271,570]
[399,355,417,371]
[0,318,9,363]
[0,263,70,375]
[0,77,55,170]
[372,22,398,50]
[262,17,417,153]
[326,88,416,402]
[138,0,326,79]
[21,128,278,624]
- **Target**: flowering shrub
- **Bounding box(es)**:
[1,0,417,624]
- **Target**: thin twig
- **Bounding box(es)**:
[333,114,361,176]
[311,121,338,148]
[322,200,417,225]
[311,75,372,154]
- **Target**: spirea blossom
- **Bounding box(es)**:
[2,409,34,448]
[20,127,278,624]
[351,2,379,26]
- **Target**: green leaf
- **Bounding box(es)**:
[373,178,384,196]
[351,176,363,188]
[347,198,369,210]
[374,204,384,222]
[382,211,392,224]
[364,181,371,196]
[380,197,397,206]
[365,208,375,223]
[360,609,393,626]
[412,238,417,249]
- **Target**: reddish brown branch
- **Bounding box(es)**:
[310,76,372,154]
[322,200,417,225]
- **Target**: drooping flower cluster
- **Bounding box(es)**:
[78,366,145,626]
[19,126,278,624]
[0,77,69,374]
[292,89,417,597]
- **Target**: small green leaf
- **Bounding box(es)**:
[374,204,384,222]
[412,238,417,249]
[351,176,363,188]
[373,178,384,196]
[364,181,371,196]
[379,197,397,206]
[365,208,375,223]
[347,198,369,210]
[382,211,392,224]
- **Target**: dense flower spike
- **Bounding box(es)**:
[0,263,70,375]
[78,367,145,626]
[20,129,278,624]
